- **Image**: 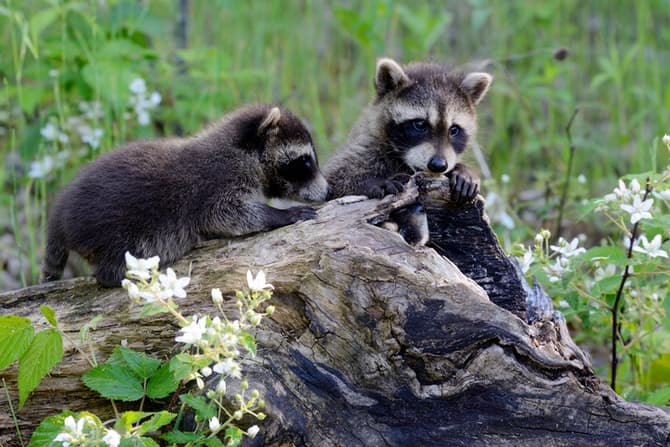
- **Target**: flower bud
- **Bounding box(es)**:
[241,380,249,390]
[217,379,227,394]
[233,410,243,420]
[251,389,260,399]
[211,288,223,304]
[247,425,260,438]
[256,412,266,420]
[265,305,275,315]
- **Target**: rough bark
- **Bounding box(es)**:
[1,180,669,447]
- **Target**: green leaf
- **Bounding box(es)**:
[645,386,670,406]
[170,353,195,382]
[0,316,34,370]
[40,305,58,327]
[581,246,628,266]
[238,332,256,357]
[79,315,103,343]
[119,411,155,429]
[137,411,176,435]
[26,410,73,447]
[120,437,160,447]
[206,436,226,447]
[179,394,216,420]
[224,426,243,446]
[120,347,161,379]
[18,328,63,409]
[140,302,170,317]
[82,363,144,401]
[162,430,201,443]
[146,362,179,399]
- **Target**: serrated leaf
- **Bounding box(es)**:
[82,363,144,401]
[26,410,74,447]
[120,437,160,447]
[146,362,179,399]
[39,306,58,327]
[120,347,161,379]
[80,315,103,343]
[0,316,34,370]
[582,246,628,266]
[179,394,216,420]
[140,302,169,317]
[238,332,256,357]
[170,354,195,381]
[161,430,201,443]
[119,411,155,429]
[137,411,176,435]
[18,328,63,409]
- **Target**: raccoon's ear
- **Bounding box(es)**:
[460,72,493,106]
[375,58,410,97]
[258,107,282,134]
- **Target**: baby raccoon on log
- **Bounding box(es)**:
[379,203,429,246]
[43,105,328,287]
[325,57,492,204]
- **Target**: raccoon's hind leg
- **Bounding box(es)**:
[43,212,69,282]
[94,251,127,287]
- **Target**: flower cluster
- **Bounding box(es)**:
[54,414,120,447]
[121,255,270,443]
[596,178,654,224]
[128,78,161,126]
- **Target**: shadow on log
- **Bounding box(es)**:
[1,177,669,446]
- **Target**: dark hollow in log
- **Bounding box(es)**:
[1,179,669,447]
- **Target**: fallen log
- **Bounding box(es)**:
[1,179,669,447]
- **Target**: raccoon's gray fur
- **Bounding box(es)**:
[379,203,429,246]
[325,57,492,204]
[43,104,328,287]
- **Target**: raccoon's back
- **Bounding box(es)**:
[58,141,194,251]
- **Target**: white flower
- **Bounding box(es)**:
[216,379,227,394]
[208,416,221,432]
[158,268,190,299]
[137,111,150,126]
[633,234,668,258]
[125,252,160,280]
[620,195,653,224]
[102,429,121,447]
[247,270,274,291]
[175,315,208,345]
[129,78,147,94]
[201,366,212,377]
[40,123,58,141]
[558,300,569,308]
[213,358,242,378]
[54,415,92,446]
[663,134,670,146]
[593,262,616,282]
[211,288,223,304]
[577,174,586,184]
[122,279,141,300]
[550,237,585,258]
[545,256,570,283]
[28,156,55,178]
[518,248,534,274]
[653,189,670,201]
[247,425,260,438]
[501,173,510,183]
[149,91,162,106]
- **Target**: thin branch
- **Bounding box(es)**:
[554,108,579,241]
[610,178,652,390]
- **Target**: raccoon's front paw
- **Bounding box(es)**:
[286,205,317,223]
[361,177,405,199]
[448,164,480,205]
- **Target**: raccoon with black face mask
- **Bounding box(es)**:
[378,203,429,246]
[43,104,328,287]
[325,57,492,204]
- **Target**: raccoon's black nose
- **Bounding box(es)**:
[427,156,447,173]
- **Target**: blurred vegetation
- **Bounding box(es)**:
[1,0,669,402]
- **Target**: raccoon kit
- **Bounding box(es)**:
[43,104,328,287]
[325,57,492,204]
[379,203,429,246]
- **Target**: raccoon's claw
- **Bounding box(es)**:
[448,170,479,205]
[287,205,317,223]
[362,177,405,199]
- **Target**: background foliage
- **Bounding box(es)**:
[1,0,669,402]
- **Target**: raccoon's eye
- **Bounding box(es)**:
[410,119,429,133]
[279,154,314,183]
[448,125,461,138]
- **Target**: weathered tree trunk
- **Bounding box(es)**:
[1,179,669,447]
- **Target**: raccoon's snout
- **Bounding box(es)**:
[299,173,329,203]
[427,155,448,173]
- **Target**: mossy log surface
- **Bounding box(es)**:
[1,179,669,447]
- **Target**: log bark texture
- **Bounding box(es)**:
[1,181,669,447]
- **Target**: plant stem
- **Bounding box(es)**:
[555,108,579,241]
[3,378,24,447]
[610,178,652,390]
